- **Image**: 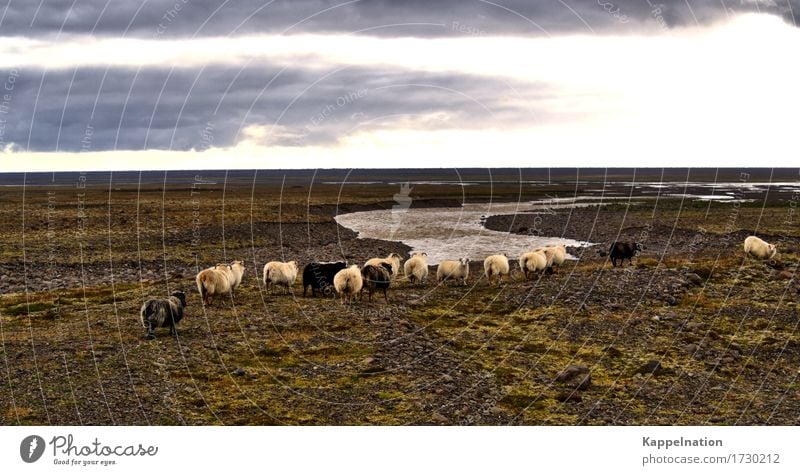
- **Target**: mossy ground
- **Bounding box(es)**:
[1,176,799,425]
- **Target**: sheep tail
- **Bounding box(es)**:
[196,273,207,301]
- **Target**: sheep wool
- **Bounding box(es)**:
[334,265,364,305]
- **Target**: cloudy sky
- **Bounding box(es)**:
[0,0,798,171]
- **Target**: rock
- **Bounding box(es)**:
[555,364,591,390]
[686,273,703,286]
[639,359,664,376]
[431,412,449,424]
[685,344,699,355]
[605,346,623,358]
[232,368,246,377]
[773,270,794,281]
[664,295,678,306]
[685,322,705,331]
[441,373,454,383]
[361,357,376,366]
[555,391,582,403]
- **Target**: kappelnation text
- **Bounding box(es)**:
[643,437,723,450]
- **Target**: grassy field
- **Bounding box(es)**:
[1,173,799,425]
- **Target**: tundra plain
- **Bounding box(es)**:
[1,169,799,425]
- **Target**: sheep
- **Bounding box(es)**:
[744,236,777,260]
[609,242,643,267]
[484,254,510,284]
[302,261,347,297]
[519,249,548,279]
[361,263,392,303]
[263,260,299,294]
[226,260,246,292]
[365,253,403,279]
[140,291,187,339]
[534,244,568,273]
[437,258,470,285]
[196,263,236,306]
[403,252,429,284]
[333,265,363,305]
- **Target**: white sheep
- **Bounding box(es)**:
[226,260,246,291]
[537,245,567,273]
[403,252,429,284]
[519,250,548,279]
[333,265,363,305]
[437,258,470,285]
[196,263,235,306]
[743,236,777,260]
[484,254,510,284]
[365,253,404,279]
[263,260,299,294]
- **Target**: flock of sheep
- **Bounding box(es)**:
[139,235,779,339]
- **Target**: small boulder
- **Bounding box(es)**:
[556,364,592,390]
[431,412,449,424]
[639,359,664,376]
[686,273,703,286]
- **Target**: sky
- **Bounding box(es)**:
[0,0,798,171]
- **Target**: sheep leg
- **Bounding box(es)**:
[383,288,388,304]
[169,325,177,337]
[145,322,156,340]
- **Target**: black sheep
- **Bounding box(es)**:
[139,290,187,339]
[609,241,644,267]
[361,263,392,303]
[302,261,347,297]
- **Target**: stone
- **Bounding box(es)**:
[556,364,592,390]
[639,359,664,376]
[686,273,703,286]
[431,412,449,424]
[232,368,246,377]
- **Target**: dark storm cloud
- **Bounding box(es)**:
[1,0,797,38]
[1,64,547,152]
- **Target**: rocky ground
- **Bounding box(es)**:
[1,180,799,425]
